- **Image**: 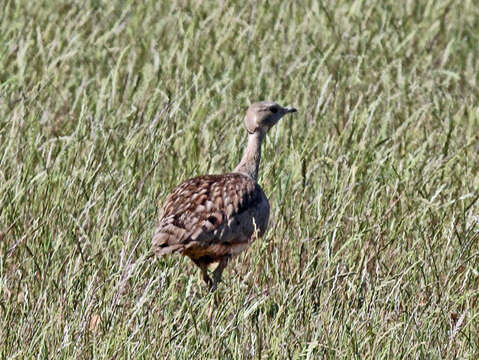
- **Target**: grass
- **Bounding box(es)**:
[1,0,479,358]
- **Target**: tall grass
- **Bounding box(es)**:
[1,0,478,358]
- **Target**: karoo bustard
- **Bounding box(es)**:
[152,101,297,290]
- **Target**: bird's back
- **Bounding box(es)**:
[153,173,270,261]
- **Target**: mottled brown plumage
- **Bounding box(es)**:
[153,101,297,290]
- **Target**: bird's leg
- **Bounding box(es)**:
[193,259,212,287]
[210,257,230,291]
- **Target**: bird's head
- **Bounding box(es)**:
[244,101,297,134]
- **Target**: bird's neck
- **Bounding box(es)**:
[233,131,265,181]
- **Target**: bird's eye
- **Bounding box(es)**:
[270,107,278,113]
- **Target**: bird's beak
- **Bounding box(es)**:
[284,106,297,113]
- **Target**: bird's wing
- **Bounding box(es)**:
[152,173,265,256]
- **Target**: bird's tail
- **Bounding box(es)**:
[152,230,184,256]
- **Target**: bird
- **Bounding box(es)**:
[152,101,297,290]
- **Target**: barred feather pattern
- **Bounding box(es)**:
[152,173,270,263]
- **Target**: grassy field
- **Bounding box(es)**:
[1,0,479,358]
